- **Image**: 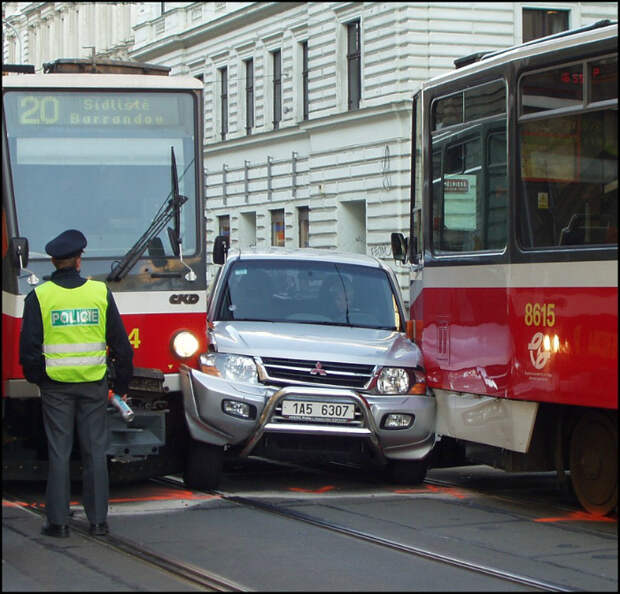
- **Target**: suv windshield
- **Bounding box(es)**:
[217,259,401,330]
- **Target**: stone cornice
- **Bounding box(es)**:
[131,2,304,62]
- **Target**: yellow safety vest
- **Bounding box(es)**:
[35,279,108,383]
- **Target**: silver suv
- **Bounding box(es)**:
[180,242,436,488]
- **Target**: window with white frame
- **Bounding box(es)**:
[219,66,228,140]
[301,41,309,121]
[218,215,230,239]
[298,206,309,247]
[522,8,569,42]
[347,20,361,111]
[272,49,282,129]
[271,209,285,246]
[245,58,254,135]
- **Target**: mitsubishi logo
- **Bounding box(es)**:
[310,362,328,376]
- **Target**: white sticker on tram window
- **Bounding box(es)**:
[444,174,477,231]
[234,269,248,276]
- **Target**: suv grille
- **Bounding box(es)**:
[259,357,375,389]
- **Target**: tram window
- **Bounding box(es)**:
[521,64,583,114]
[432,129,507,254]
[433,81,505,131]
[444,143,464,173]
[430,81,508,254]
[590,57,617,103]
[487,131,508,249]
[521,55,617,116]
[488,132,506,165]
[433,94,462,130]
[518,110,618,248]
[465,80,505,121]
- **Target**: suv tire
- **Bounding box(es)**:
[184,440,223,490]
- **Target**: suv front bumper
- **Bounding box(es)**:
[180,365,436,462]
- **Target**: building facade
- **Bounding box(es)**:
[3,2,618,290]
[2,2,135,64]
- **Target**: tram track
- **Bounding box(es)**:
[2,491,250,592]
[153,475,575,592]
[6,469,611,592]
[423,475,617,536]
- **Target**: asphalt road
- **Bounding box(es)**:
[3,462,617,591]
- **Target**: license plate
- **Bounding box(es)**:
[281,400,355,420]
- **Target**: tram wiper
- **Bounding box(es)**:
[108,147,195,282]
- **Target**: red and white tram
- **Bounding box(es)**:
[2,59,207,481]
[392,21,617,514]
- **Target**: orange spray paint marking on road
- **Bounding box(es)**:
[109,489,219,504]
[534,510,616,523]
[289,485,336,494]
[394,484,468,499]
[2,500,30,508]
[34,501,80,509]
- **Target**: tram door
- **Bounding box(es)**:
[419,81,511,400]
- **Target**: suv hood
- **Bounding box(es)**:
[211,321,422,368]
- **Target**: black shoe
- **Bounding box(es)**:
[41,522,69,538]
[89,522,108,536]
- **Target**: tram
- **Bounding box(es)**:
[391,21,617,514]
[2,58,207,481]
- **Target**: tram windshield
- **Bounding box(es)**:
[2,90,198,258]
[517,55,618,248]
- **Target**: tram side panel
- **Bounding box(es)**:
[402,22,618,513]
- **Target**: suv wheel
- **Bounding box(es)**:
[384,459,427,485]
[184,440,223,490]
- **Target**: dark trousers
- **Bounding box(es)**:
[40,378,109,525]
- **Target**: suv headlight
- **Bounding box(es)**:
[199,353,259,384]
[376,367,426,395]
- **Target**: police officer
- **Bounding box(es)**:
[19,229,133,538]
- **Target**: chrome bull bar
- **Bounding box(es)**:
[239,385,387,462]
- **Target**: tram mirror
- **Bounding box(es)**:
[390,232,408,264]
[10,237,29,269]
[213,235,229,265]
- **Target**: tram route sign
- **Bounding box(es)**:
[6,92,183,129]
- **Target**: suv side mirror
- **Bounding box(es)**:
[213,235,229,265]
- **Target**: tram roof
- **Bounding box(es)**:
[2,73,203,91]
[424,21,617,89]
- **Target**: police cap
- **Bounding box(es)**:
[45,229,87,259]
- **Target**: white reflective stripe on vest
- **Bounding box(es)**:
[43,342,106,354]
[45,355,107,367]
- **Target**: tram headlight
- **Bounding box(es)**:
[199,353,258,384]
[171,331,200,359]
[376,367,426,395]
